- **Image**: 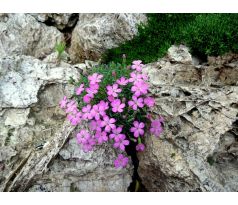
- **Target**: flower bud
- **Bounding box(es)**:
[112,71,116,77]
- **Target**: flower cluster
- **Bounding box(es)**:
[60,60,163,169]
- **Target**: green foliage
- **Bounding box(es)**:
[55,41,66,59]
[102,14,197,64]
[103,14,238,64]
[180,14,238,56]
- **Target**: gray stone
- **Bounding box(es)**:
[69,13,147,63]
[167,45,192,64]
[0,55,80,108]
[138,48,238,192]
[28,131,133,192]
[0,55,132,192]
[0,14,64,59]
[4,108,30,127]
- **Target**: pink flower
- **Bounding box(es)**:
[108,95,115,102]
[132,60,142,65]
[89,120,102,132]
[150,118,164,137]
[140,73,148,81]
[128,72,143,83]
[116,77,128,86]
[109,126,125,141]
[130,121,145,138]
[112,71,116,77]
[59,96,68,109]
[98,100,109,110]
[114,154,129,168]
[91,103,107,120]
[82,138,96,152]
[82,105,93,120]
[111,99,125,113]
[106,84,122,97]
[83,94,92,103]
[136,143,145,152]
[128,96,144,110]
[113,135,129,151]
[90,104,104,120]
[67,112,82,126]
[89,83,99,90]
[65,100,78,114]
[88,73,103,85]
[100,116,116,132]
[131,81,149,97]
[76,84,84,95]
[131,60,144,72]
[95,131,108,145]
[144,96,155,107]
[76,129,90,144]
[86,84,99,97]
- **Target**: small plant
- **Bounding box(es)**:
[59,60,163,168]
[55,41,66,59]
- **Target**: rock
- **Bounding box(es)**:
[0,55,80,108]
[4,109,30,127]
[43,51,70,65]
[0,53,132,192]
[69,13,147,63]
[30,13,79,30]
[0,14,64,59]
[138,48,238,191]
[0,54,79,191]
[0,147,17,162]
[167,45,192,64]
[27,128,132,192]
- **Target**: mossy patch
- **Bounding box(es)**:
[102,14,238,64]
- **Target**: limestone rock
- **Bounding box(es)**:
[0,55,80,108]
[0,14,64,59]
[167,45,192,64]
[4,109,30,127]
[27,127,133,192]
[30,13,79,30]
[69,13,147,63]
[138,48,238,191]
[0,53,132,192]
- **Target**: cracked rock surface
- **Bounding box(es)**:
[69,13,147,63]
[0,13,136,192]
[0,14,63,59]
[138,46,238,192]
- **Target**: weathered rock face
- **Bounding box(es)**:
[138,46,238,191]
[27,125,132,192]
[0,54,133,191]
[0,14,64,59]
[0,55,80,108]
[69,13,147,63]
[30,13,79,30]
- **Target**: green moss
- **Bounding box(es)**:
[103,14,238,64]
[180,14,238,56]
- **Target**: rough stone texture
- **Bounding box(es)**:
[27,126,132,192]
[0,55,132,192]
[0,14,64,59]
[69,13,147,63]
[0,55,80,108]
[138,46,238,191]
[167,45,192,64]
[30,13,79,30]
